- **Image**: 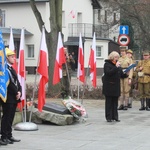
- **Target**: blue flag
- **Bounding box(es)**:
[0,31,9,102]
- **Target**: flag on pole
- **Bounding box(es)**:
[9,27,17,72]
[0,31,9,102]
[53,32,66,85]
[77,33,84,83]
[17,28,25,111]
[88,32,97,87]
[37,27,49,112]
[69,10,76,18]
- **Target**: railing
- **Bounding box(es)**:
[68,23,109,38]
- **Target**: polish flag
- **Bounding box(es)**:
[77,33,84,83]
[17,28,25,111]
[37,27,49,112]
[9,27,17,72]
[88,32,97,87]
[53,32,66,85]
[69,10,75,18]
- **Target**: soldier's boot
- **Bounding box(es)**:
[128,97,132,108]
[118,104,124,110]
[139,98,145,111]
[145,98,150,111]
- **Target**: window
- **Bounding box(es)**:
[0,9,5,27]
[62,11,65,27]
[96,46,102,58]
[27,45,34,58]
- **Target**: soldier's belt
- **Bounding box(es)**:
[144,73,150,76]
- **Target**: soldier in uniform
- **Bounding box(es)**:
[135,51,150,111]
[61,48,75,98]
[118,47,133,110]
[126,49,136,108]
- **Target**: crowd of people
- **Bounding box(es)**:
[102,46,150,122]
[1,45,150,146]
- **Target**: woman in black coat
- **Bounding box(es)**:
[102,51,127,122]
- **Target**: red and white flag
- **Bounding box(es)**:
[9,27,18,72]
[88,32,97,87]
[69,10,75,18]
[17,28,25,111]
[37,27,49,112]
[53,32,66,85]
[77,33,84,83]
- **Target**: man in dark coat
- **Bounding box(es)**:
[102,51,128,122]
[0,48,22,145]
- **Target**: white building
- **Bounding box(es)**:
[0,0,119,75]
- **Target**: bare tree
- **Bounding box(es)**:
[30,0,63,97]
[110,0,150,50]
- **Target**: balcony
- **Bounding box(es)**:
[68,23,109,38]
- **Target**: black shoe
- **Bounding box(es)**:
[114,119,120,122]
[107,120,112,122]
[123,106,128,110]
[8,137,21,142]
[1,138,13,144]
[0,139,7,145]
[118,105,124,110]
[139,107,145,111]
[128,103,132,108]
[146,107,150,111]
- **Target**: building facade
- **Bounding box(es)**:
[0,0,119,75]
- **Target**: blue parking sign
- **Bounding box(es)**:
[119,25,129,35]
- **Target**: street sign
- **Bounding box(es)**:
[118,34,130,46]
[119,25,129,35]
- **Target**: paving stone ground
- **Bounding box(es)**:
[1,99,150,150]
[1,75,149,150]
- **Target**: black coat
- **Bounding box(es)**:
[6,65,22,104]
[102,60,127,97]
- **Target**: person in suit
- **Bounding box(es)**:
[102,51,128,122]
[0,48,22,145]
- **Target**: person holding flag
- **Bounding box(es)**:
[0,48,22,145]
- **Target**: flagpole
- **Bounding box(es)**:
[77,78,79,101]
[81,66,89,104]
[14,28,38,131]
[29,69,39,122]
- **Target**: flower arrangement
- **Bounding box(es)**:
[62,97,87,119]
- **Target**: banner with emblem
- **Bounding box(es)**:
[0,30,9,102]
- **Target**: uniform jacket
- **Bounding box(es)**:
[6,65,22,103]
[102,60,127,97]
[136,59,150,83]
[62,57,75,76]
[119,55,133,79]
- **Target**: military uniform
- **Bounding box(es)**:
[136,51,150,110]
[61,55,75,98]
[126,49,136,108]
[118,48,133,110]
